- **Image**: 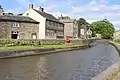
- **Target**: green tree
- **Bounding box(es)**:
[77,18,89,26]
[91,19,115,39]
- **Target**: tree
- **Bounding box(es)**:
[91,19,115,39]
[77,18,89,26]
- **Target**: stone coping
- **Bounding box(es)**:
[92,61,120,80]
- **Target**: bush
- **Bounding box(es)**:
[0,39,91,47]
[0,39,65,46]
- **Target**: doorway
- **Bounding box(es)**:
[11,31,19,39]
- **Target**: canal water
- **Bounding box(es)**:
[0,42,120,80]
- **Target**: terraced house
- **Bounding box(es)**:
[0,6,39,39]
[59,16,78,39]
[23,4,64,39]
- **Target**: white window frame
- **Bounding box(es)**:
[12,22,20,27]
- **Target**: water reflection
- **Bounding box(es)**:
[0,56,49,80]
[34,57,49,80]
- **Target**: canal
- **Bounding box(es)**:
[0,41,120,80]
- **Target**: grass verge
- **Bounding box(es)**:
[0,43,81,51]
[106,66,120,80]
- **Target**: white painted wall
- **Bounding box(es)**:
[22,9,46,39]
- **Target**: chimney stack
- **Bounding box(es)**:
[0,5,4,15]
[29,4,33,9]
[39,6,44,12]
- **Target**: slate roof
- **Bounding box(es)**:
[0,15,38,23]
[34,9,63,24]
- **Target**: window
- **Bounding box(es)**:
[12,22,20,27]
[46,30,50,36]
[11,31,19,39]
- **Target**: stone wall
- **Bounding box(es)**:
[18,22,39,39]
[0,21,11,39]
[45,20,64,39]
[64,22,74,38]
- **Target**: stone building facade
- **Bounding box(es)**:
[59,17,78,39]
[0,15,39,39]
[45,20,64,39]
[23,4,64,39]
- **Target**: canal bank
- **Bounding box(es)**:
[0,40,119,80]
[0,39,95,59]
[0,44,91,59]
[92,41,120,80]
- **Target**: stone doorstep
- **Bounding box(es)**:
[92,60,120,80]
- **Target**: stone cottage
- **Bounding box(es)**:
[0,6,39,39]
[59,16,78,39]
[22,4,64,39]
[0,15,39,39]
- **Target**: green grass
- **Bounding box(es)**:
[106,66,120,80]
[0,43,80,51]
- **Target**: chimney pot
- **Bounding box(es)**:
[29,4,33,9]
[39,6,44,12]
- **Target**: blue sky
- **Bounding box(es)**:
[0,0,120,30]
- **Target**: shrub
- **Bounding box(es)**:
[0,39,91,47]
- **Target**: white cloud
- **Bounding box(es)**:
[37,0,48,3]
[65,0,120,30]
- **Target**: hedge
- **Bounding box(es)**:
[0,39,93,47]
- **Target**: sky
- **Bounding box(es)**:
[0,0,120,30]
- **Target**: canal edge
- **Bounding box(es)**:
[0,44,92,59]
[92,41,120,80]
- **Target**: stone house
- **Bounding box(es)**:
[0,6,40,39]
[59,16,78,39]
[78,24,91,39]
[22,4,64,39]
[0,16,39,39]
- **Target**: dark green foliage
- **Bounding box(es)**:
[91,19,115,39]
[77,18,89,26]
[0,39,66,46]
[0,39,92,47]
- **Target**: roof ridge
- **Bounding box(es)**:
[33,9,63,24]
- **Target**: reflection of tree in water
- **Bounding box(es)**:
[33,56,49,80]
